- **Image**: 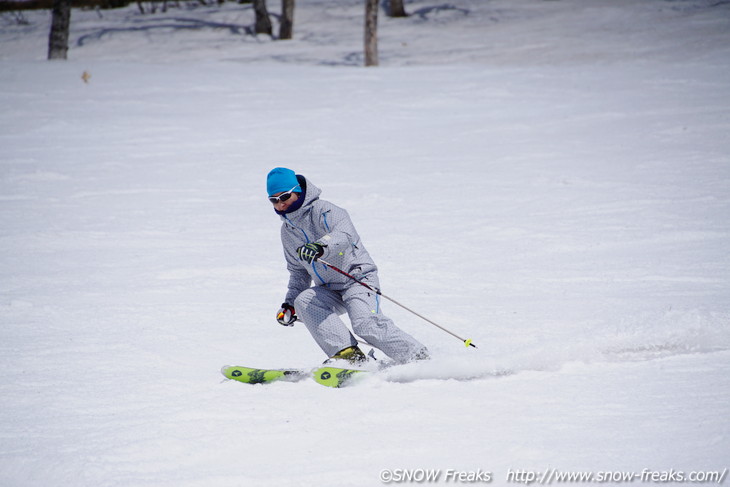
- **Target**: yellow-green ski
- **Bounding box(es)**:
[221,365,307,384]
[221,365,367,387]
[312,366,366,388]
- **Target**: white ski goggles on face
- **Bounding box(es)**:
[268,186,299,204]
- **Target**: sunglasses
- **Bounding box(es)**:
[268,186,299,204]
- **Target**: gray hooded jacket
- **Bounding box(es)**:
[279,176,378,305]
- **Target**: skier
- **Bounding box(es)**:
[267,167,429,365]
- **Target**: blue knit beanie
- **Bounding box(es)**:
[266,167,301,197]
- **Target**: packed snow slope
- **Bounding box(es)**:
[1,0,729,486]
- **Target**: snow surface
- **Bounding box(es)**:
[1,0,729,485]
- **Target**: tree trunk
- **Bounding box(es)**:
[279,0,294,40]
[253,0,272,36]
[389,0,407,17]
[47,0,71,60]
[364,0,378,66]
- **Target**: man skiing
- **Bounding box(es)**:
[267,167,429,364]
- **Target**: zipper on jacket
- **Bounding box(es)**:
[284,214,329,286]
[311,262,328,287]
[284,214,310,243]
[322,210,331,232]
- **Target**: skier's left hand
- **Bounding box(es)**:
[276,303,297,326]
[296,243,325,264]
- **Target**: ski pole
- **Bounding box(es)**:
[317,258,477,348]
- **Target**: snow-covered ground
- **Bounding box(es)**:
[1,0,729,485]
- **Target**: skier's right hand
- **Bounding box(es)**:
[276,303,297,326]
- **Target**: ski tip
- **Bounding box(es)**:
[313,366,367,388]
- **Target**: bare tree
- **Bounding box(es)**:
[364,0,378,66]
[389,0,407,17]
[47,0,71,60]
[279,0,294,40]
[253,0,272,36]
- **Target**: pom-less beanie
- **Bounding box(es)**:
[266,167,301,196]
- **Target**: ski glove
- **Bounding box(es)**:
[276,303,297,326]
[296,243,325,264]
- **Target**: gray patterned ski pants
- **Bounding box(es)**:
[293,281,427,363]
